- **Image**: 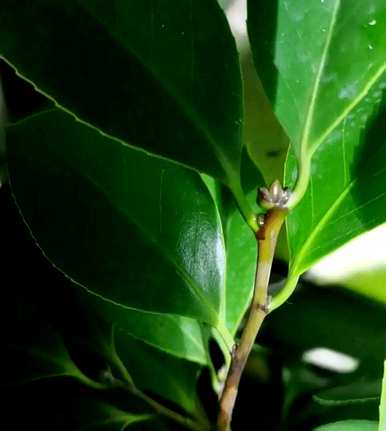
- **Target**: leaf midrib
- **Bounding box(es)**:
[299,0,341,160]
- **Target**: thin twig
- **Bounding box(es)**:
[217,206,287,431]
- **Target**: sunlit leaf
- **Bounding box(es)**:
[379,361,386,431]
[6,109,232,345]
[1,324,89,387]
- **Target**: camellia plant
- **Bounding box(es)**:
[0,0,385,430]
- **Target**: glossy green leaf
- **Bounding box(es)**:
[6,109,232,341]
[115,330,202,416]
[287,98,386,272]
[0,0,243,188]
[313,420,378,431]
[341,266,386,305]
[225,197,257,334]
[88,293,209,365]
[248,0,386,309]
[1,324,94,388]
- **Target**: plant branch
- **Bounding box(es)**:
[217,204,287,431]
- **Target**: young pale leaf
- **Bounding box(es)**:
[115,330,202,416]
[6,109,231,338]
[0,0,243,188]
[313,420,378,431]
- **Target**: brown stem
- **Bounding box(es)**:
[217,207,287,431]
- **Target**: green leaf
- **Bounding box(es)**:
[313,420,378,431]
[273,97,386,309]
[314,380,381,407]
[288,98,386,271]
[340,266,386,305]
[225,195,257,334]
[0,0,243,188]
[1,324,93,388]
[115,330,202,416]
[6,109,231,340]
